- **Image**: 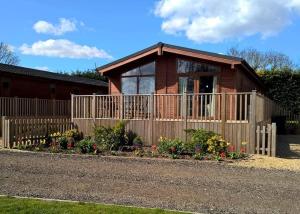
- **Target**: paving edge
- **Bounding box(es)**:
[0,194,199,214]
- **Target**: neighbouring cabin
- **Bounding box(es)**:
[0,63,108,100]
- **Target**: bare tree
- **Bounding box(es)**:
[0,42,19,65]
[227,47,294,71]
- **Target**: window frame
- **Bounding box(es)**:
[121,61,156,94]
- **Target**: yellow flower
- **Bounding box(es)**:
[242,141,248,146]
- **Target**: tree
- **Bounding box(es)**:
[258,69,300,114]
[62,69,108,82]
[0,42,19,65]
[227,47,294,71]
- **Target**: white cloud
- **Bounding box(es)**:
[154,0,300,43]
[34,66,49,71]
[19,39,113,59]
[33,18,77,35]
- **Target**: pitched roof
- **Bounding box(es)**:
[97,42,245,73]
[96,42,262,87]
[0,63,108,87]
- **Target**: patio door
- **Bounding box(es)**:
[179,76,217,118]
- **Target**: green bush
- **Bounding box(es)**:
[158,137,184,155]
[133,136,143,149]
[77,137,95,154]
[94,121,127,151]
[58,136,68,150]
[94,126,115,151]
[185,129,216,154]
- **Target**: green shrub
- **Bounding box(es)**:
[94,126,115,151]
[77,137,95,154]
[133,136,143,149]
[58,136,68,150]
[125,130,137,146]
[185,129,216,154]
[158,137,184,155]
[207,135,228,155]
[94,121,127,151]
[113,121,127,149]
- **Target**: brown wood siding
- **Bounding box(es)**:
[106,53,262,95]
[0,72,107,100]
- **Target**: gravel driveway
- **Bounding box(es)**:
[0,150,300,214]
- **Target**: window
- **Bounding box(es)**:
[177,59,221,73]
[178,77,194,94]
[121,61,155,94]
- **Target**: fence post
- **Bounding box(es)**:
[182,91,188,142]
[92,93,96,123]
[71,94,74,123]
[35,97,38,116]
[120,93,124,120]
[249,90,257,154]
[149,93,154,145]
[52,99,56,116]
[221,92,226,138]
[1,116,6,148]
[271,123,277,157]
[14,97,18,116]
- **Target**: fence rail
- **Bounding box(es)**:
[1,116,73,148]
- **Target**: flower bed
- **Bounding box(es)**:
[16,121,247,161]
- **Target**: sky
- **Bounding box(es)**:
[1,0,300,72]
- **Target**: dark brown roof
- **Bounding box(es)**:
[0,63,108,87]
[97,42,244,72]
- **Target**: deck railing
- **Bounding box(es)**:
[72,92,255,123]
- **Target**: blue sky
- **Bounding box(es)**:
[1,0,300,72]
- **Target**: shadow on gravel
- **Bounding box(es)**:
[277,135,300,159]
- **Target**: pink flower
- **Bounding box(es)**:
[151,144,157,151]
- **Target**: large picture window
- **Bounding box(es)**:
[121,61,155,94]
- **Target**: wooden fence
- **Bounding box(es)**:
[0,97,71,137]
[256,123,277,156]
[73,92,260,153]
[1,116,73,148]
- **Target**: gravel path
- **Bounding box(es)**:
[0,150,300,214]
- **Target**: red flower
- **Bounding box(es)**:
[93,144,97,151]
[151,144,157,151]
[228,145,235,152]
[240,147,246,153]
[170,146,176,153]
[220,151,226,158]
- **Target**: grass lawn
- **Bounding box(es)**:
[0,196,187,214]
